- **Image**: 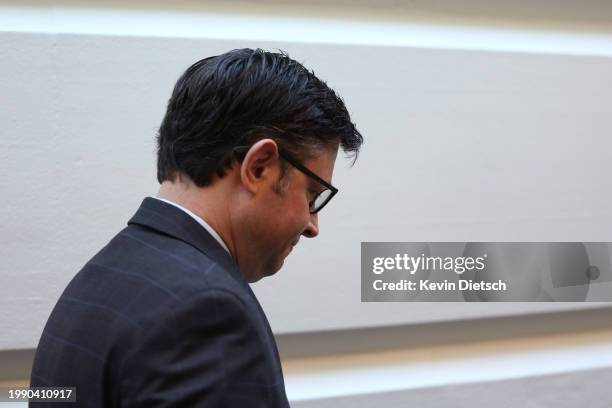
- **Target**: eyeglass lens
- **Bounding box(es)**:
[311,189,332,212]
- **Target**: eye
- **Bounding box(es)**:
[307,189,318,201]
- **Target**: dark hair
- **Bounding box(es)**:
[156,48,363,186]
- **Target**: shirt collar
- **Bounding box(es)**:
[151,196,232,256]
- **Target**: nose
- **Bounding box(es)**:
[302,212,319,238]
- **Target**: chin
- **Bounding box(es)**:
[268,258,286,275]
[270,260,284,275]
[248,262,283,283]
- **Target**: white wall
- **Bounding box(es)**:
[2,0,612,349]
[2,0,612,405]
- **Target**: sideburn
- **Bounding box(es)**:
[272,160,291,196]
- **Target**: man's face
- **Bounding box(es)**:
[244,144,339,281]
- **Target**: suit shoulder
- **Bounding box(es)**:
[59,224,249,335]
[89,224,243,292]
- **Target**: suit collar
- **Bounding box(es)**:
[128,197,245,285]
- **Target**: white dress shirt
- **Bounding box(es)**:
[152,197,232,256]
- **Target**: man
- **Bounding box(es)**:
[30,48,363,407]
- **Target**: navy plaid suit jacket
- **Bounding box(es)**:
[30,197,290,407]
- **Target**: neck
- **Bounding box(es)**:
[156,176,237,259]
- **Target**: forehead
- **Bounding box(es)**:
[302,145,339,184]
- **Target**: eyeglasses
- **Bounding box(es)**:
[233,146,338,214]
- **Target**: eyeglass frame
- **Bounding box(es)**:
[232,145,338,214]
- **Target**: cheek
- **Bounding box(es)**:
[266,185,311,236]
[270,210,307,243]
[286,199,311,231]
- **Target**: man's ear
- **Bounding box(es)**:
[239,139,281,194]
